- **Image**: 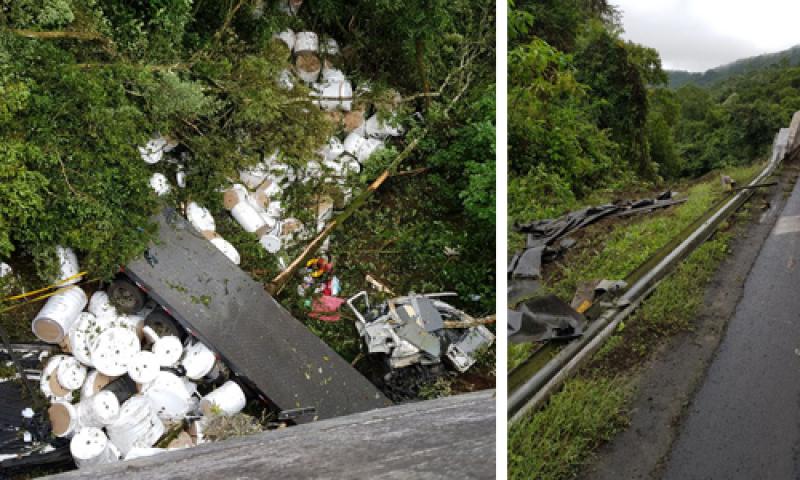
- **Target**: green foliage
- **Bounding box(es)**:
[668,44,800,88]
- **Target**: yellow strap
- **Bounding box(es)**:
[576,300,592,314]
[2,271,87,302]
[0,283,82,314]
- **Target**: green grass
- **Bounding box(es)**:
[509,377,630,480]
[508,162,764,479]
[508,163,762,371]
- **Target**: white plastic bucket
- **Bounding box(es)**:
[149,173,171,196]
[313,81,353,111]
[210,237,241,265]
[142,371,197,421]
[0,262,11,278]
[152,335,183,367]
[293,31,318,54]
[239,163,269,190]
[365,113,404,138]
[107,396,165,456]
[81,370,115,399]
[88,291,117,320]
[231,201,268,233]
[296,53,321,84]
[275,29,295,51]
[259,234,282,254]
[343,132,384,163]
[56,356,88,390]
[223,184,250,211]
[33,287,87,343]
[127,351,160,385]
[186,202,216,232]
[69,312,113,367]
[176,169,187,188]
[56,246,81,285]
[77,390,121,428]
[89,327,141,377]
[181,341,217,380]
[71,427,120,468]
[319,137,345,163]
[322,67,345,83]
[139,137,168,165]
[199,380,246,416]
[48,401,79,438]
[41,355,73,401]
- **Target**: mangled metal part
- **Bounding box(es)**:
[347,292,494,374]
[507,295,586,344]
[508,192,684,305]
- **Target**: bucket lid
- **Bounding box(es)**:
[259,234,282,254]
[152,336,183,367]
[90,390,121,424]
[127,351,160,385]
[70,427,109,461]
[90,327,141,377]
[56,356,88,390]
[181,342,217,380]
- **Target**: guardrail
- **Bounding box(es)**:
[509,122,800,423]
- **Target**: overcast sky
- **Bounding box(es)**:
[613,0,800,72]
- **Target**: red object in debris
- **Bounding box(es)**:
[310,295,345,322]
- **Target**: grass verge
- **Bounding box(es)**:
[508,163,763,479]
[508,163,761,370]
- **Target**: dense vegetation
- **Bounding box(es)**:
[509,0,800,225]
[0,1,495,319]
[668,44,800,88]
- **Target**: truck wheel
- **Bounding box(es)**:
[145,309,185,341]
[108,279,146,314]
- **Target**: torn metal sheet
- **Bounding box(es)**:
[508,295,586,344]
[508,192,683,307]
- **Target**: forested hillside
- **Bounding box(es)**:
[509,0,800,226]
[0,1,496,315]
[668,44,800,88]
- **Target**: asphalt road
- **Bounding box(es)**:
[663,177,800,479]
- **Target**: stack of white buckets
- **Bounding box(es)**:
[31,247,248,468]
[143,24,404,264]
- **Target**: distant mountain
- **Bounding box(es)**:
[667,45,800,88]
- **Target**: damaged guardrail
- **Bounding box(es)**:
[508,119,800,423]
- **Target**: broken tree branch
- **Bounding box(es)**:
[443,315,496,329]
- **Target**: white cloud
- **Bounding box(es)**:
[613,0,800,71]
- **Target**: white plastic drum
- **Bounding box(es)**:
[138,136,169,164]
[56,246,81,285]
[322,67,346,83]
[142,371,197,420]
[88,291,117,320]
[293,31,318,54]
[90,327,141,377]
[186,202,216,232]
[69,312,112,367]
[127,351,160,385]
[149,173,171,196]
[107,396,165,456]
[40,355,73,401]
[365,113,404,138]
[210,237,241,265]
[313,80,353,111]
[33,287,87,343]
[319,137,345,163]
[275,29,295,51]
[199,381,246,417]
[152,335,183,367]
[181,341,217,380]
[231,201,268,233]
[239,163,269,189]
[81,370,115,399]
[71,427,121,468]
[343,132,384,163]
[56,356,87,390]
[259,234,282,254]
[77,390,120,427]
[48,401,79,438]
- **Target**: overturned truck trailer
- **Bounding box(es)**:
[120,210,390,420]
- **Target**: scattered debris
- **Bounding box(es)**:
[507,295,586,344]
[508,191,684,306]
[347,291,494,376]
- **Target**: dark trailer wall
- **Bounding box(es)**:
[124,210,390,420]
